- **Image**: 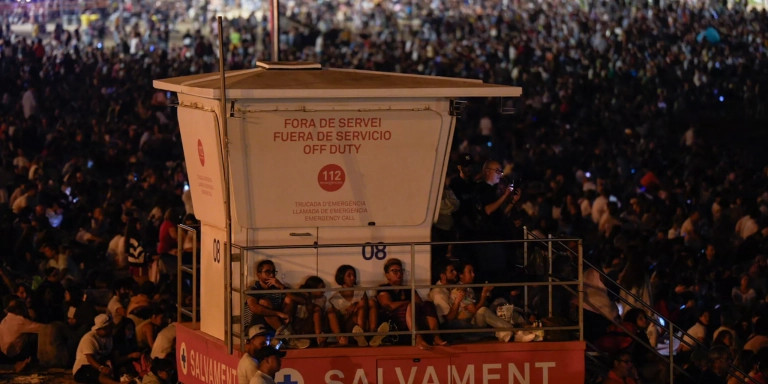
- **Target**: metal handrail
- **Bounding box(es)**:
[533,228,754,384]
[177,223,199,323]
[231,236,583,349]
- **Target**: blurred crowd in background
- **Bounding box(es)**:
[0,0,768,382]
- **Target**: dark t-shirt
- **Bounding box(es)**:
[243,282,286,329]
[471,182,511,239]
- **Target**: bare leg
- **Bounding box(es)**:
[367,298,379,333]
[327,309,347,345]
[312,305,325,345]
[406,304,431,349]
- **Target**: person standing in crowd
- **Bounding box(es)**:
[583,265,620,343]
[125,218,149,283]
[238,324,268,384]
[249,346,286,384]
[468,159,520,283]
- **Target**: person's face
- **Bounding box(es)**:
[706,245,715,260]
[443,265,458,284]
[741,275,750,287]
[711,354,731,376]
[258,264,277,285]
[386,265,403,285]
[343,269,357,288]
[484,162,503,184]
[636,314,648,330]
[248,335,267,353]
[96,325,112,337]
[266,356,282,376]
[16,286,27,299]
[311,284,325,298]
[615,356,633,378]
[459,265,475,284]
[151,313,164,325]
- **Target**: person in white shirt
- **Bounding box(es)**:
[238,324,268,384]
[249,346,286,384]
[72,314,120,384]
[0,298,44,372]
[150,323,176,360]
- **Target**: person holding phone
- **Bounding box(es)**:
[468,160,521,284]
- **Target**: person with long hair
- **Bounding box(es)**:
[327,265,384,346]
[618,250,657,347]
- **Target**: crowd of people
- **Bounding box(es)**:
[1,0,768,382]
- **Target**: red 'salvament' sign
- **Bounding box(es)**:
[176,325,585,384]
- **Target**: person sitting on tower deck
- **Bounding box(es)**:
[245,260,292,332]
[376,258,447,349]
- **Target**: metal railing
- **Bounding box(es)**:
[522,229,755,384]
[176,223,199,323]
[228,236,585,353]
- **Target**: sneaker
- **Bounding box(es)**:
[352,325,368,347]
[120,374,140,384]
[514,331,537,343]
[275,326,310,349]
[288,338,311,349]
[369,322,389,347]
[496,330,513,342]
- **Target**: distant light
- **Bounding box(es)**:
[585,171,592,178]
[486,141,492,148]
[719,96,724,102]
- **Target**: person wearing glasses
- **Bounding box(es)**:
[244,260,311,349]
[604,352,639,384]
[244,260,292,332]
[468,160,521,284]
[376,258,447,349]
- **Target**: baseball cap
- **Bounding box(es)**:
[254,345,286,361]
[247,324,268,340]
[107,300,124,318]
[92,314,112,331]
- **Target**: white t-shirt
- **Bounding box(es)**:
[249,370,276,384]
[237,352,259,384]
[151,323,175,359]
[72,330,113,376]
[328,290,365,312]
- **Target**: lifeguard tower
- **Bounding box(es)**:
[154,62,586,384]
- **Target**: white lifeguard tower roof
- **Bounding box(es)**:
[153,62,522,99]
